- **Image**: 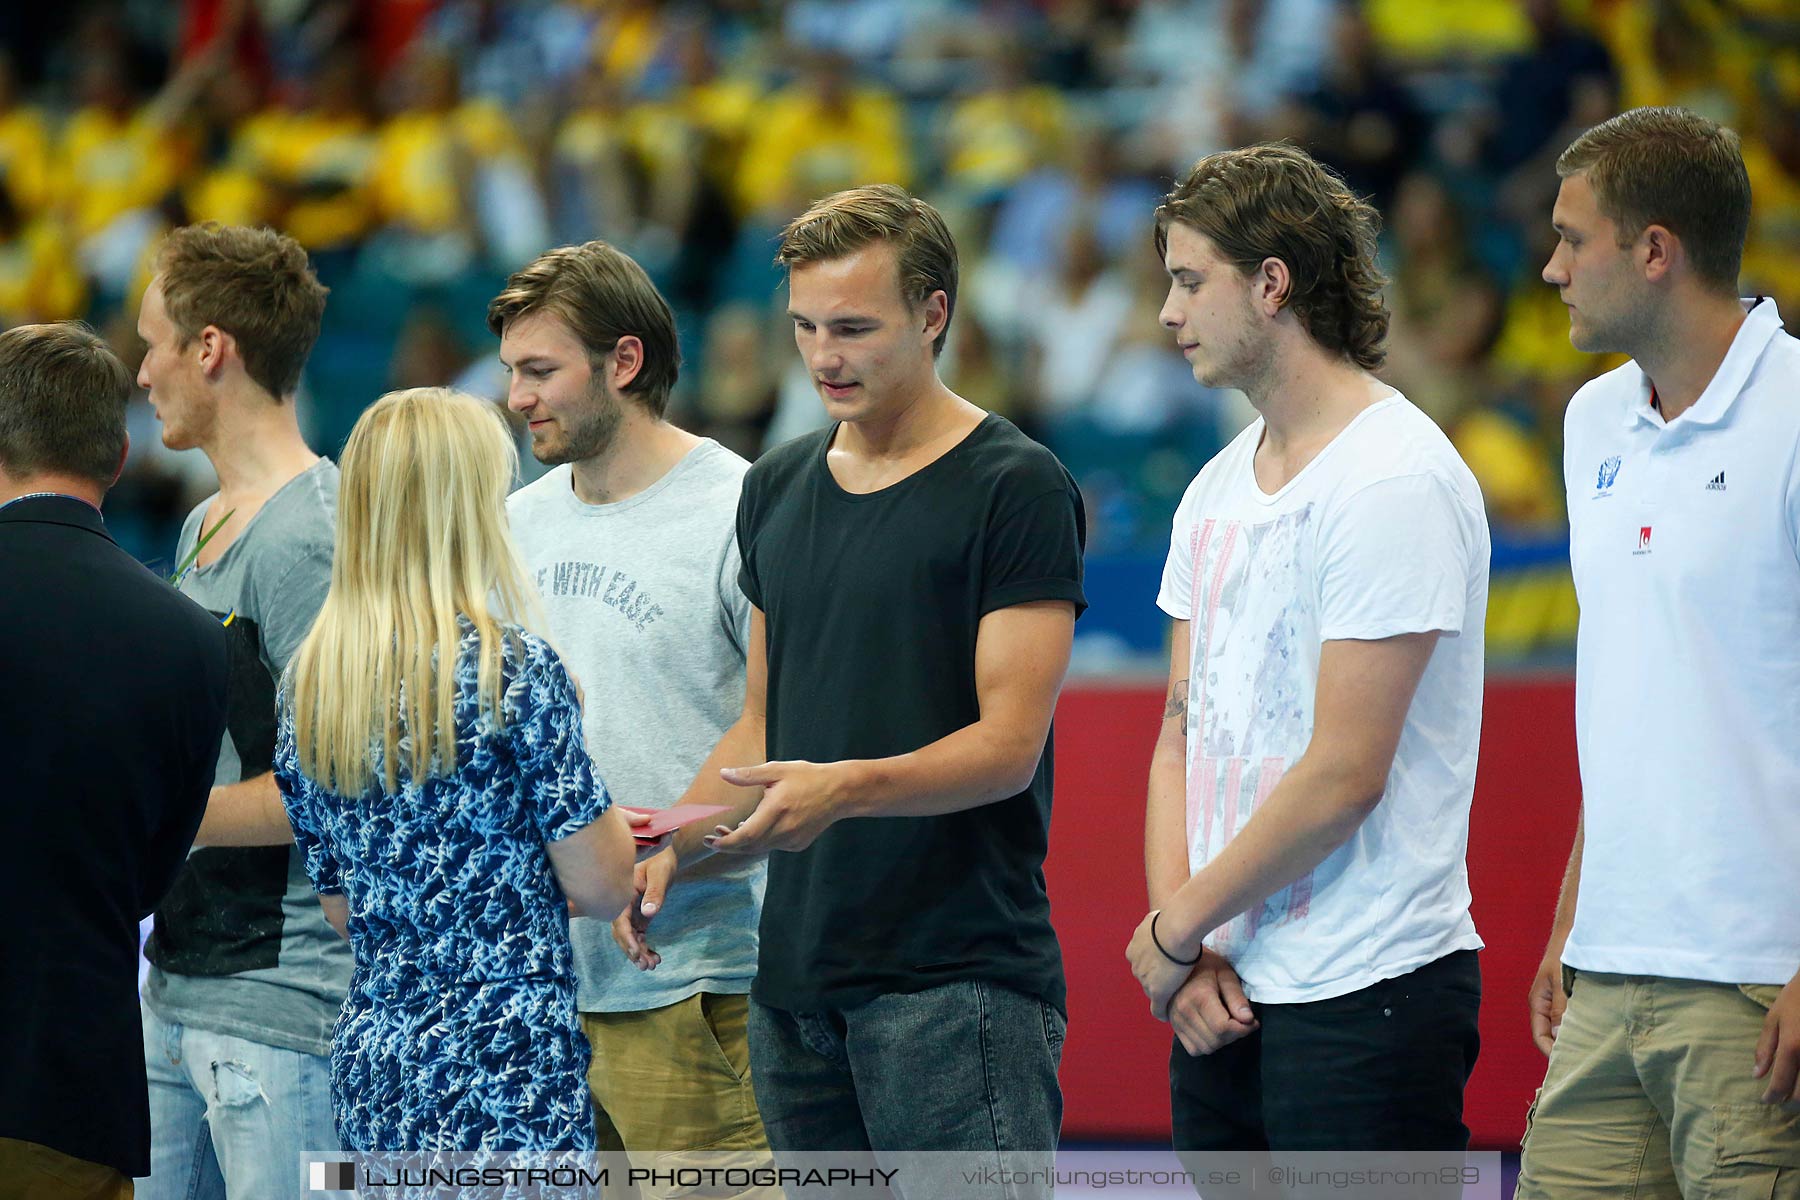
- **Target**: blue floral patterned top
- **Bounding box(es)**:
[274,622,611,1151]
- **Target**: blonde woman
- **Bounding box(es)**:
[273,387,635,1151]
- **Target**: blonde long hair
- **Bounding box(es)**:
[288,387,543,795]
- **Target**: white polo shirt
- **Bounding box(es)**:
[1563,297,1800,986]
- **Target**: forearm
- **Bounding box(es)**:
[668,712,768,867]
[834,716,1049,820]
[1145,724,1190,910]
[829,600,1067,821]
[194,773,295,847]
[1547,811,1584,945]
[1157,753,1378,958]
[707,603,1068,854]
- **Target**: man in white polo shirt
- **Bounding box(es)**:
[1518,106,1800,1199]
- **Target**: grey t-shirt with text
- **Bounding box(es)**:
[508,440,764,1012]
[143,459,352,1056]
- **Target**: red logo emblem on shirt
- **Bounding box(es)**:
[1638,526,1653,551]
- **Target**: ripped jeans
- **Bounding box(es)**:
[138,1003,338,1200]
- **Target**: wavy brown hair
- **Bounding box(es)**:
[1155,143,1389,370]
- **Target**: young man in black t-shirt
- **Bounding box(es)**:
[697,184,1086,1171]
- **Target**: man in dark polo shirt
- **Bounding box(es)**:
[697,185,1085,1187]
[0,322,227,1198]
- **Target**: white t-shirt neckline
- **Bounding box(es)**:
[1247,392,1401,505]
[551,438,724,518]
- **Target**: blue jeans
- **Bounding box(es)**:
[748,981,1065,1197]
[138,1003,339,1200]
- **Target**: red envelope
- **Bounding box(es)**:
[621,804,731,844]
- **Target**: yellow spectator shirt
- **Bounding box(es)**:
[0,106,54,214]
[944,86,1068,194]
[734,86,910,218]
[237,109,376,249]
[372,102,518,234]
[57,107,180,237]
[0,217,86,324]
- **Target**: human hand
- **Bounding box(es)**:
[1528,950,1569,1058]
[1168,949,1258,1056]
[704,761,845,854]
[610,846,678,971]
[1754,971,1800,1105]
[1127,910,1199,1020]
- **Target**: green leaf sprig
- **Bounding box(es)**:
[169,508,236,586]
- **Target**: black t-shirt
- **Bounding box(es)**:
[737,413,1087,1014]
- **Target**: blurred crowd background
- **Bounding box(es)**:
[2,0,1796,667]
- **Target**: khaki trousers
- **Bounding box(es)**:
[583,993,777,1199]
[0,1137,132,1200]
[1517,971,1800,1199]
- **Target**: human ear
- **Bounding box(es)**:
[1259,257,1292,314]
[920,290,949,343]
[611,336,645,390]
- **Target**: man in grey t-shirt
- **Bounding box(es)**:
[493,242,773,1187]
[135,225,348,1200]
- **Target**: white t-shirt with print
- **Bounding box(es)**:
[1157,393,1490,1003]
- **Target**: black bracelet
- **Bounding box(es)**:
[1152,910,1200,966]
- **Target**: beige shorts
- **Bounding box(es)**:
[1516,970,1800,1198]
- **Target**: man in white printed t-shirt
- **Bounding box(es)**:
[1124,144,1491,1166]
[1517,107,1800,1200]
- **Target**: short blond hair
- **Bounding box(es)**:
[775,184,959,356]
[154,223,328,400]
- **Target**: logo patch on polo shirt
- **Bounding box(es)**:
[1596,456,1622,496]
[1635,525,1653,555]
[1706,471,1726,491]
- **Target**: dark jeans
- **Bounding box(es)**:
[1171,950,1481,1198]
[748,981,1066,1198]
